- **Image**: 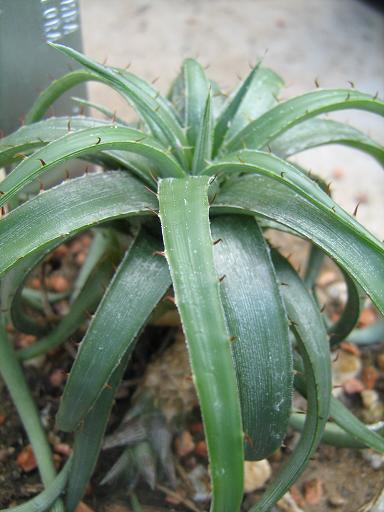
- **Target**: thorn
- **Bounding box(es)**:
[331,206,336,213]
[347,80,355,88]
[14,152,27,159]
[84,165,89,175]
[229,335,237,343]
[213,238,222,245]
[144,185,158,197]
[111,111,117,123]
[219,274,226,282]
[102,56,108,65]
[0,206,6,218]
[153,251,165,257]
[209,193,217,205]
[208,174,218,185]
[38,158,47,166]
[145,206,159,217]
[38,179,45,192]
[134,136,147,143]
[279,282,289,286]
[149,170,158,183]
[236,73,243,81]
[333,384,343,389]
[85,310,93,320]
[314,78,320,88]
[280,171,286,178]
[18,115,25,126]
[104,383,113,390]
[95,137,101,145]
[373,91,379,100]
[64,169,70,180]
[164,295,175,305]
[332,350,340,362]
[237,154,245,163]
[267,144,272,153]
[124,62,131,70]
[151,76,160,84]
[67,119,72,132]
[353,201,361,217]
[289,319,298,327]
[154,105,160,112]
[320,304,326,313]
[345,92,351,100]
[244,432,254,447]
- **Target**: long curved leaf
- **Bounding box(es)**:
[192,90,213,174]
[0,171,158,277]
[214,64,283,155]
[211,216,292,460]
[158,177,244,512]
[271,118,384,165]
[251,252,331,511]
[182,58,210,150]
[66,351,130,511]
[212,174,384,315]
[226,89,384,151]
[56,230,171,431]
[50,44,189,167]
[0,125,184,207]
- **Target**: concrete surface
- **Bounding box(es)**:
[79,0,384,238]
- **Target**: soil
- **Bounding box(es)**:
[0,232,383,512]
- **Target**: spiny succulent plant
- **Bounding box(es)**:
[0,44,383,512]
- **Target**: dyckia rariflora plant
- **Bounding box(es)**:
[0,44,383,512]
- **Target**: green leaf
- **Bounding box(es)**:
[66,351,130,511]
[212,173,384,315]
[214,64,283,155]
[0,171,158,277]
[348,319,384,345]
[56,230,171,431]
[192,90,213,174]
[251,252,331,511]
[271,118,384,165]
[182,58,210,150]
[289,413,384,449]
[50,44,189,167]
[71,96,129,125]
[158,177,244,512]
[25,70,99,123]
[227,89,384,151]
[211,216,292,460]
[0,125,184,208]
[328,272,362,346]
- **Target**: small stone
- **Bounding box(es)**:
[54,443,72,457]
[362,366,379,390]
[343,378,364,395]
[46,274,69,292]
[328,493,346,507]
[359,307,377,327]
[16,445,37,472]
[175,430,195,457]
[29,277,41,289]
[304,477,323,505]
[377,353,384,372]
[194,440,208,458]
[339,341,361,357]
[243,459,272,493]
[361,389,379,408]
[362,449,384,470]
[49,368,66,387]
[290,485,305,508]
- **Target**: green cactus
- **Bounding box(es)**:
[0,45,383,512]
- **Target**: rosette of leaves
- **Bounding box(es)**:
[0,44,383,512]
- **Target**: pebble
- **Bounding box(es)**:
[343,378,364,395]
[304,477,323,505]
[16,445,37,472]
[328,493,346,507]
[361,389,384,423]
[175,430,195,457]
[277,491,304,511]
[243,459,272,493]
[361,366,379,390]
[362,449,384,470]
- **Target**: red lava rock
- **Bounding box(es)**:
[362,366,379,390]
[343,378,364,395]
[377,353,384,372]
[16,445,37,472]
[175,430,195,457]
[0,414,6,425]
[49,368,66,387]
[290,484,306,508]
[29,277,41,289]
[54,443,72,457]
[46,274,70,292]
[340,341,361,357]
[358,307,377,327]
[304,477,323,505]
[195,440,208,457]
[189,422,204,434]
[75,502,95,512]
[52,245,69,259]
[18,334,37,348]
